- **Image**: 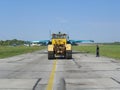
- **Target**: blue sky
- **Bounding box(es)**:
[0,0,120,42]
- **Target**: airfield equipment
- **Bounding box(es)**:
[48,32,72,59]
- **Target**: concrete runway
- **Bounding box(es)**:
[0,50,120,90]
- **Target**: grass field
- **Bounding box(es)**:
[73,44,120,60]
[0,44,120,60]
[0,46,46,59]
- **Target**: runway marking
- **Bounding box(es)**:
[46,60,57,90]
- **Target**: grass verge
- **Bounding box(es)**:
[0,46,46,59]
[73,44,120,60]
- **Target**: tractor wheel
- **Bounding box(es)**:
[66,50,72,59]
[48,51,54,59]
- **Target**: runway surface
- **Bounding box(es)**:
[0,50,120,90]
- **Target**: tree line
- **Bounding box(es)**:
[0,39,25,46]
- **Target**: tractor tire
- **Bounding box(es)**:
[48,51,54,59]
[66,50,72,59]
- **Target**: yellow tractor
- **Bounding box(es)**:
[48,32,72,59]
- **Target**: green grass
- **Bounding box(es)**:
[0,46,46,59]
[73,44,120,60]
[1,45,120,60]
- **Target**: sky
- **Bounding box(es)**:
[0,0,120,42]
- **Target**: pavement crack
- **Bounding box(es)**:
[111,77,120,84]
[72,58,81,68]
[32,78,41,90]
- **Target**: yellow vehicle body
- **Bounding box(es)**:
[48,32,72,59]
[52,39,67,45]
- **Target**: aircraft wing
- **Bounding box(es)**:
[38,40,94,45]
[68,40,94,45]
[38,40,50,45]
[25,39,94,46]
[25,40,50,46]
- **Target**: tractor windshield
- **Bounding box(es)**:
[52,33,67,39]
